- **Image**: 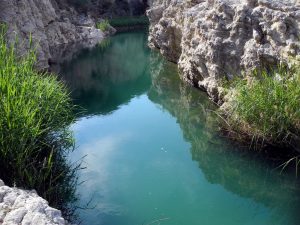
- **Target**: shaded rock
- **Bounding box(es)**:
[68,0,149,17]
[0,0,105,69]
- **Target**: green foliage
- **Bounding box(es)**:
[222,64,300,148]
[97,38,111,50]
[109,16,149,28]
[0,25,78,214]
[96,20,110,32]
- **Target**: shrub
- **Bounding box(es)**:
[221,64,300,149]
[0,25,78,213]
[96,20,110,32]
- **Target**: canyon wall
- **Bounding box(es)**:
[0,0,105,69]
[147,0,300,101]
[68,0,149,17]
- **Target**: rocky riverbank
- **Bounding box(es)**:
[0,0,153,70]
[0,0,109,69]
[0,180,67,225]
[147,0,300,101]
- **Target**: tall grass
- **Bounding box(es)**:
[221,64,300,150]
[0,25,78,216]
[96,20,110,32]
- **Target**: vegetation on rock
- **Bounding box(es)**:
[221,63,300,150]
[96,19,110,31]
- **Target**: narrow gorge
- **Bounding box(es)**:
[0,0,300,224]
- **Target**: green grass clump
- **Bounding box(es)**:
[0,25,78,213]
[222,65,300,149]
[97,38,111,50]
[96,20,110,32]
[109,16,149,28]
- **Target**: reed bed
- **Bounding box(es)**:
[221,64,300,150]
[0,24,78,215]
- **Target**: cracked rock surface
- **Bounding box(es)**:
[147,0,300,101]
[0,0,106,69]
[0,180,67,225]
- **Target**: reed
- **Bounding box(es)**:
[0,24,78,215]
[221,63,300,150]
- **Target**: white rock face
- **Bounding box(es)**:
[147,0,300,101]
[0,0,105,69]
[0,179,67,225]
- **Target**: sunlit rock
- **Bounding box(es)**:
[147,0,300,101]
[0,180,67,225]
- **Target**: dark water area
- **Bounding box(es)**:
[58,33,151,115]
[57,31,300,225]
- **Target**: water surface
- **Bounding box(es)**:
[59,31,300,225]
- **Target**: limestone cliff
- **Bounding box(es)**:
[0,0,105,69]
[147,0,300,101]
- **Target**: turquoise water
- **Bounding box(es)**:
[59,31,300,225]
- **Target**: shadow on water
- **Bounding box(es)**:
[57,30,300,224]
[0,137,80,222]
[57,31,151,116]
[148,53,300,225]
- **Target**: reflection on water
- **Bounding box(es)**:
[148,53,300,224]
[58,31,300,225]
[58,31,151,116]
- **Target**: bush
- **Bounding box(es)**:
[221,64,300,149]
[0,25,78,213]
[96,20,110,32]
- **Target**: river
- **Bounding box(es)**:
[58,30,300,225]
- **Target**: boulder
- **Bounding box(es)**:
[0,179,67,225]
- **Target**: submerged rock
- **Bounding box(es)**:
[147,0,300,101]
[0,179,67,225]
[0,0,106,69]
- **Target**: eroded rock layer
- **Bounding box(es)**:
[147,0,300,101]
[0,0,105,69]
[0,180,67,225]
